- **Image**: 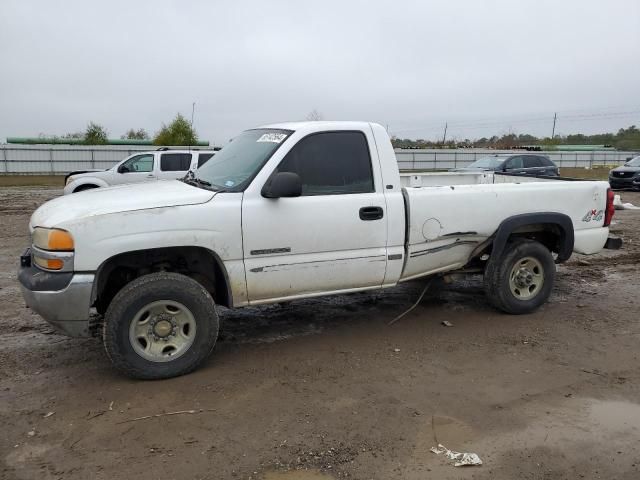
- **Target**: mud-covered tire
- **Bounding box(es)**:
[484,239,555,315]
[103,272,219,380]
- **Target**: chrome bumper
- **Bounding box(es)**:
[19,265,94,337]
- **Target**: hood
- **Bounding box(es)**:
[69,169,106,177]
[611,166,640,173]
[31,180,215,228]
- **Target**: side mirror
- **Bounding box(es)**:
[262,172,302,198]
[118,164,130,174]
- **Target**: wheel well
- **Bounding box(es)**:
[93,246,231,315]
[468,221,573,268]
[74,184,99,192]
[506,223,564,253]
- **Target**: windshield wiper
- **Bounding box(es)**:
[181,171,214,189]
[191,177,212,187]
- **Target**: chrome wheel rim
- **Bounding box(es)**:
[508,256,544,300]
[128,300,196,362]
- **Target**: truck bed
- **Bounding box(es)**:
[399,175,610,281]
[399,171,562,187]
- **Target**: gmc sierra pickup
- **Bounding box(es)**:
[18,121,619,379]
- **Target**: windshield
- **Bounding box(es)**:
[467,156,504,169]
[193,128,292,190]
[625,156,640,167]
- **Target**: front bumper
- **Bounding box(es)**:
[18,263,94,337]
[609,177,640,189]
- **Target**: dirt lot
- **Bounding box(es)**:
[1,187,640,480]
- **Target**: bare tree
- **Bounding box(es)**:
[306,109,323,121]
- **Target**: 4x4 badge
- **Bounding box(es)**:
[582,209,603,222]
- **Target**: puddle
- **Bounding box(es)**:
[263,470,334,480]
[431,415,475,447]
[589,399,640,431]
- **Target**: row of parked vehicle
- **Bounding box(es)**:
[64,149,640,195]
[455,153,640,192]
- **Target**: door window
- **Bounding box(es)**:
[504,156,524,169]
[121,154,154,173]
[274,131,374,195]
[523,156,542,168]
[160,153,193,172]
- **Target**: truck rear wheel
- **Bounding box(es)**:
[103,272,219,379]
[484,239,555,314]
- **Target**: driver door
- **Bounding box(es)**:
[504,156,525,174]
[241,130,388,303]
[112,154,156,185]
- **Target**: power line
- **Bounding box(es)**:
[390,109,640,136]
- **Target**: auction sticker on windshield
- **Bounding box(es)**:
[257,133,287,143]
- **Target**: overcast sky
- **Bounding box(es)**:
[1,0,639,144]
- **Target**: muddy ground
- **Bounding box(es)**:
[1,187,639,480]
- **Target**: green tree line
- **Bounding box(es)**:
[50,114,198,146]
[392,126,640,150]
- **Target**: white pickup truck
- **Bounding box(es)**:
[63,149,217,194]
[19,121,620,379]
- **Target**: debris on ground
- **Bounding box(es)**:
[117,408,216,424]
[387,280,432,325]
[442,320,454,327]
[430,443,482,467]
[43,411,55,418]
[613,195,640,210]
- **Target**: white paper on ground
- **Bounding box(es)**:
[430,443,483,467]
[613,194,640,210]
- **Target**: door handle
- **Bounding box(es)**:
[359,206,384,221]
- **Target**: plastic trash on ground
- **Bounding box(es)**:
[613,194,640,210]
[430,443,483,467]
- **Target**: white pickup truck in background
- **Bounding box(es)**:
[63,149,217,194]
[19,121,620,379]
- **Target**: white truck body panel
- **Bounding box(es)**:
[401,181,608,281]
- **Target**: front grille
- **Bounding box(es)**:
[612,171,633,178]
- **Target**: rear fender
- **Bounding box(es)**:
[491,212,574,263]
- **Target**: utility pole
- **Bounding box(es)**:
[551,112,557,138]
[442,122,448,144]
[191,102,196,127]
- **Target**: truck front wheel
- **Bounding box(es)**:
[483,239,555,314]
[103,272,219,379]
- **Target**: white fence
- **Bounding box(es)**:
[0,144,637,175]
[0,144,153,174]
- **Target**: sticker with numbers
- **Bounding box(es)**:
[257,133,287,143]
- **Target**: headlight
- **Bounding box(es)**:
[33,227,74,251]
[65,176,73,186]
[32,228,74,271]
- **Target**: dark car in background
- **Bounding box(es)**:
[452,153,559,176]
[609,155,640,190]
